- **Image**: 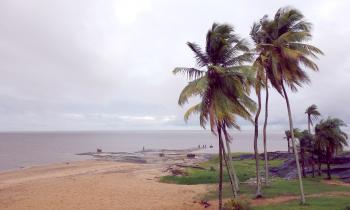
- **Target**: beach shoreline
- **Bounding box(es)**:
[0,149,215,210]
[0,159,212,210]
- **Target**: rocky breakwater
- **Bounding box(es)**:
[77,148,214,176]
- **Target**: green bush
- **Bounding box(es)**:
[223,197,251,210]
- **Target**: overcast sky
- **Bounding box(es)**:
[0,0,349,131]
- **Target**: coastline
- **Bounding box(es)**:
[0,149,214,210]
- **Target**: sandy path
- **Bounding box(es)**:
[250,191,350,206]
[0,160,209,210]
[322,179,350,187]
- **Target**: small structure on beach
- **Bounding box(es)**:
[187,153,196,158]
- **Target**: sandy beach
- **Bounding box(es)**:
[0,160,212,210]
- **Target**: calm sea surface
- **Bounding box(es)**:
[0,130,310,171]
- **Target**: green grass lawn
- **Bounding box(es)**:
[160,154,284,185]
[203,177,350,200]
[252,196,350,210]
[160,153,350,209]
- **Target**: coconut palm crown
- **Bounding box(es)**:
[250,7,324,93]
[173,23,256,132]
[305,104,321,133]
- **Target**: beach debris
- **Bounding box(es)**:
[159,153,165,157]
[175,163,206,170]
[199,200,211,208]
[97,148,102,153]
[164,163,206,176]
[171,168,187,176]
[164,165,188,176]
[186,153,196,158]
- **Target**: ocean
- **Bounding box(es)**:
[0,130,293,171]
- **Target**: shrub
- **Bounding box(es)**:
[223,197,251,210]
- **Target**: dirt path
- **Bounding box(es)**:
[0,160,209,210]
[250,191,350,206]
[322,179,350,187]
[191,190,350,209]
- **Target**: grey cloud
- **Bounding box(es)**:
[0,0,349,131]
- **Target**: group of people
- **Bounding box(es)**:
[198,144,213,149]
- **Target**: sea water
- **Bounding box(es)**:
[0,130,292,171]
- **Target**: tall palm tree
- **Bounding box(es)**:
[250,23,269,192]
[251,7,323,204]
[305,104,321,134]
[173,23,256,209]
[251,58,264,197]
[262,77,269,186]
[315,118,348,179]
[251,21,271,188]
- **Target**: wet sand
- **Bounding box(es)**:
[0,160,211,210]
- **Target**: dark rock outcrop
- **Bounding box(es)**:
[233,151,293,161]
[266,152,350,182]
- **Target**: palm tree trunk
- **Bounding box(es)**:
[254,87,262,198]
[311,153,315,177]
[263,78,269,186]
[318,156,322,176]
[281,82,306,204]
[308,115,311,134]
[307,116,313,177]
[222,125,240,191]
[327,161,331,180]
[326,149,332,180]
[220,126,237,197]
[301,146,306,177]
[217,125,223,210]
[287,138,290,153]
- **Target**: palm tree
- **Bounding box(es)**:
[252,67,263,197]
[173,23,256,209]
[305,104,321,134]
[250,22,269,191]
[299,130,314,177]
[314,142,325,176]
[251,7,323,204]
[284,130,292,153]
[315,118,348,179]
[284,128,301,153]
[262,76,269,186]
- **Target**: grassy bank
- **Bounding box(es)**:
[160,154,283,185]
[160,153,350,209]
[253,196,350,210]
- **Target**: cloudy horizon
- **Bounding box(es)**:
[0,0,349,131]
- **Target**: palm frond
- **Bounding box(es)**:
[173,67,206,80]
[184,103,202,122]
[178,76,208,106]
[187,42,209,67]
